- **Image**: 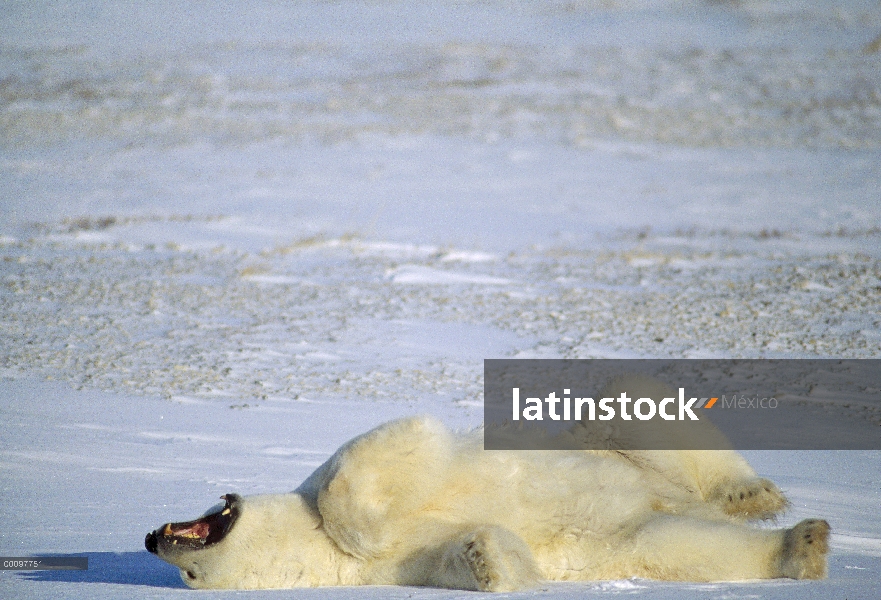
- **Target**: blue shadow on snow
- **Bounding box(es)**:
[18,551,185,588]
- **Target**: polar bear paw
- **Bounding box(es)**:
[460,527,540,592]
[709,478,789,520]
[464,536,497,590]
[780,519,830,579]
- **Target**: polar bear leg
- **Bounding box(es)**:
[671,449,789,520]
[418,526,540,592]
[317,416,454,559]
[706,476,789,520]
[613,448,789,521]
[779,519,831,579]
[592,377,789,521]
[621,515,829,581]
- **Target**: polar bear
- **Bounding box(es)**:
[145,380,829,591]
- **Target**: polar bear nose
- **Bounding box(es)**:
[145,530,159,554]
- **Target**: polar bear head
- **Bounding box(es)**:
[145,492,354,588]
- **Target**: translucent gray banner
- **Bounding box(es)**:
[0,557,88,570]
[484,360,880,450]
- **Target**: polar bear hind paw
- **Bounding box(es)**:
[464,537,496,590]
[780,519,830,579]
[710,478,789,520]
[460,527,540,592]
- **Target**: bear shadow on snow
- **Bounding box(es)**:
[20,551,184,588]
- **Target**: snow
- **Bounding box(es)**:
[1,0,880,598]
[387,264,514,285]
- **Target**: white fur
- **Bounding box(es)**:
[152,379,829,590]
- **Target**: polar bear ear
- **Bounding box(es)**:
[200,493,241,517]
[220,494,242,508]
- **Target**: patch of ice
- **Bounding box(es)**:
[388,265,511,285]
[296,352,342,361]
[626,256,662,267]
[594,579,648,591]
[354,241,439,258]
[261,447,331,457]
[440,250,498,263]
[90,467,169,474]
[170,395,211,405]
[833,534,881,557]
[242,274,303,285]
[138,431,231,444]
[797,280,838,292]
[455,400,484,408]
[72,231,113,243]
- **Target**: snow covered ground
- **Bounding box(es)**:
[2,1,880,598]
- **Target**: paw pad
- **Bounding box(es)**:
[781,519,830,579]
[712,478,789,520]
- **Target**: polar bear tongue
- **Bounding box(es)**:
[168,521,211,540]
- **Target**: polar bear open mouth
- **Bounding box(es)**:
[145,493,240,554]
